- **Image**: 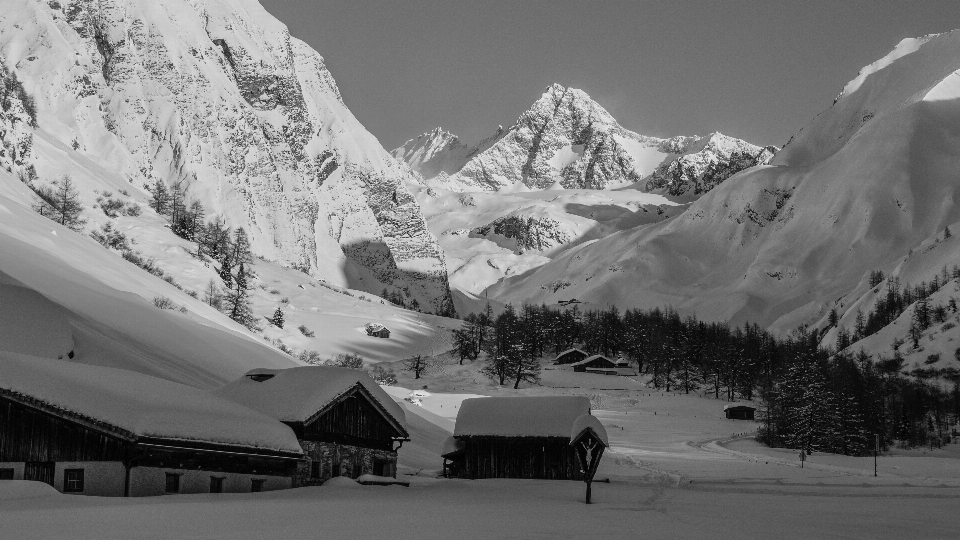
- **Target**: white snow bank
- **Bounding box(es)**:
[613,135,670,176]
[212,366,407,433]
[322,476,360,488]
[570,414,608,446]
[454,396,590,438]
[0,353,303,454]
[0,480,59,501]
[0,281,73,359]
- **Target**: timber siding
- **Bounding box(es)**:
[0,396,128,463]
[300,391,398,451]
[459,436,583,480]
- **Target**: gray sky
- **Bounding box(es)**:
[263,1,960,150]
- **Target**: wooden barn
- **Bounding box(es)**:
[571,355,617,373]
[213,366,409,486]
[724,404,756,420]
[554,348,588,365]
[0,354,303,496]
[364,323,391,338]
[442,396,599,480]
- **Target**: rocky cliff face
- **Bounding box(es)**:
[0,0,453,314]
[393,84,766,196]
[0,63,36,176]
[644,133,778,196]
[470,214,571,254]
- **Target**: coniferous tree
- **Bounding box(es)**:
[34,175,86,231]
[148,180,169,214]
[270,307,285,328]
[225,262,256,329]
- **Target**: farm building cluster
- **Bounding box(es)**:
[553,349,637,376]
[0,353,408,496]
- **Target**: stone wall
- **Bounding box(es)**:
[295,441,397,487]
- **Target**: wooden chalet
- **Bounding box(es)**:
[554,348,588,365]
[213,366,409,486]
[443,396,595,480]
[724,404,756,421]
[364,323,391,338]
[0,354,303,496]
[571,355,617,373]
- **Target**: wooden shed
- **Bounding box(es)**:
[554,348,588,365]
[724,404,756,420]
[364,323,391,338]
[443,396,595,480]
[213,366,409,486]
[571,355,617,373]
[0,354,303,497]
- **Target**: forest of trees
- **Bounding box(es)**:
[456,303,960,455]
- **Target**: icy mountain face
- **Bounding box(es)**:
[0,0,454,315]
[0,63,36,176]
[487,31,960,331]
[393,84,766,196]
[644,133,777,196]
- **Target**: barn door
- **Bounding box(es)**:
[24,462,54,486]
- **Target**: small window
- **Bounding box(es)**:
[0,468,14,480]
[310,461,321,479]
[165,473,180,494]
[209,476,224,493]
[250,479,265,493]
[63,469,84,493]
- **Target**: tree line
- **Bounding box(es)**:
[455,303,960,455]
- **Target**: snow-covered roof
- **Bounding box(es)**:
[0,353,303,455]
[556,348,586,358]
[212,366,407,436]
[570,414,609,447]
[723,403,756,411]
[454,396,591,438]
[570,355,616,367]
[440,435,465,457]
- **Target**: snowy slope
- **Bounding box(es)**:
[390,127,502,181]
[487,32,960,331]
[0,0,454,314]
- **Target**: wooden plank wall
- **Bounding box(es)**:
[303,394,395,450]
[0,397,127,462]
[461,437,583,480]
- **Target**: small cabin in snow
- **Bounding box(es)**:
[724,404,756,421]
[213,366,409,485]
[364,323,391,338]
[571,355,617,373]
[0,354,303,496]
[442,396,596,480]
[554,348,588,365]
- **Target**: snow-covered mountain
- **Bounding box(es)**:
[393,84,769,194]
[486,32,960,334]
[0,0,454,315]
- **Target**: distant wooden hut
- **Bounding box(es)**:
[554,348,588,365]
[213,366,409,486]
[443,396,595,480]
[724,404,756,420]
[364,323,391,338]
[571,355,617,373]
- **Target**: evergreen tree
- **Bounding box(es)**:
[232,227,253,267]
[218,253,233,285]
[34,175,86,231]
[148,180,169,214]
[270,307,285,328]
[225,262,256,329]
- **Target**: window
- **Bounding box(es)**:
[63,469,84,493]
[0,468,14,480]
[250,479,265,493]
[310,461,321,479]
[209,476,224,493]
[165,473,180,494]
[331,462,340,478]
